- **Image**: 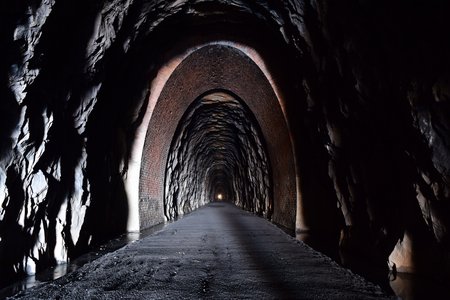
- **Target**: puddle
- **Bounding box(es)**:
[2,215,448,300]
[389,272,450,299]
[0,222,166,299]
[296,232,450,299]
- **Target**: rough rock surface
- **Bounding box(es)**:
[1,0,450,288]
[164,93,271,220]
[11,203,392,299]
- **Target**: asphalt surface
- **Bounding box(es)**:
[12,202,393,299]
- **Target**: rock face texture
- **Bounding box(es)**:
[164,93,272,220]
[1,0,450,290]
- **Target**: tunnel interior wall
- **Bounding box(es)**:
[163,92,272,220]
[1,0,450,287]
[139,44,297,231]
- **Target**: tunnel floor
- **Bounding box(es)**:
[12,203,392,299]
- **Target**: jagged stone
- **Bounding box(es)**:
[0,0,449,293]
[164,93,271,220]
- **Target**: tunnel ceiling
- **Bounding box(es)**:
[138,43,296,232]
[164,92,272,220]
[1,0,450,288]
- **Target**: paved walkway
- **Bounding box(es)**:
[13,203,392,299]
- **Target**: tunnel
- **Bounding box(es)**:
[163,91,273,220]
[1,0,450,298]
[137,43,297,232]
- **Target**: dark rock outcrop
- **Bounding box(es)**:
[1,0,449,289]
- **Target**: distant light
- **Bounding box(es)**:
[217,193,223,200]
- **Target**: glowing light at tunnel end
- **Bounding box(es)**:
[125,40,298,232]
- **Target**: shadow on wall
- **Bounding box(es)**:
[0,1,131,288]
[0,104,131,288]
[2,0,450,295]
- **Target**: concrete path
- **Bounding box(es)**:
[12,203,392,299]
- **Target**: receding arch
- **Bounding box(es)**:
[134,43,297,230]
[163,91,273,220]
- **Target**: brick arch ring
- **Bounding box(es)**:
[125,42,299,232]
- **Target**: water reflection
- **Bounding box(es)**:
[390,272,450,299]
[296,232,450,299]
[2,223,448,299]
[0,223,166,299]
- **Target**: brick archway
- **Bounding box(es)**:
[132,43,297,231]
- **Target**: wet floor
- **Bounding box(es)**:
[8,202,393,299]
[0,223,166,299]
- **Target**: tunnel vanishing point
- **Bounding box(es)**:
[1,0,450,293]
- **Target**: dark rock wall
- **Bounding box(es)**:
[1,0,449,286]
[1,0,135,285]
[296,0,450,277]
